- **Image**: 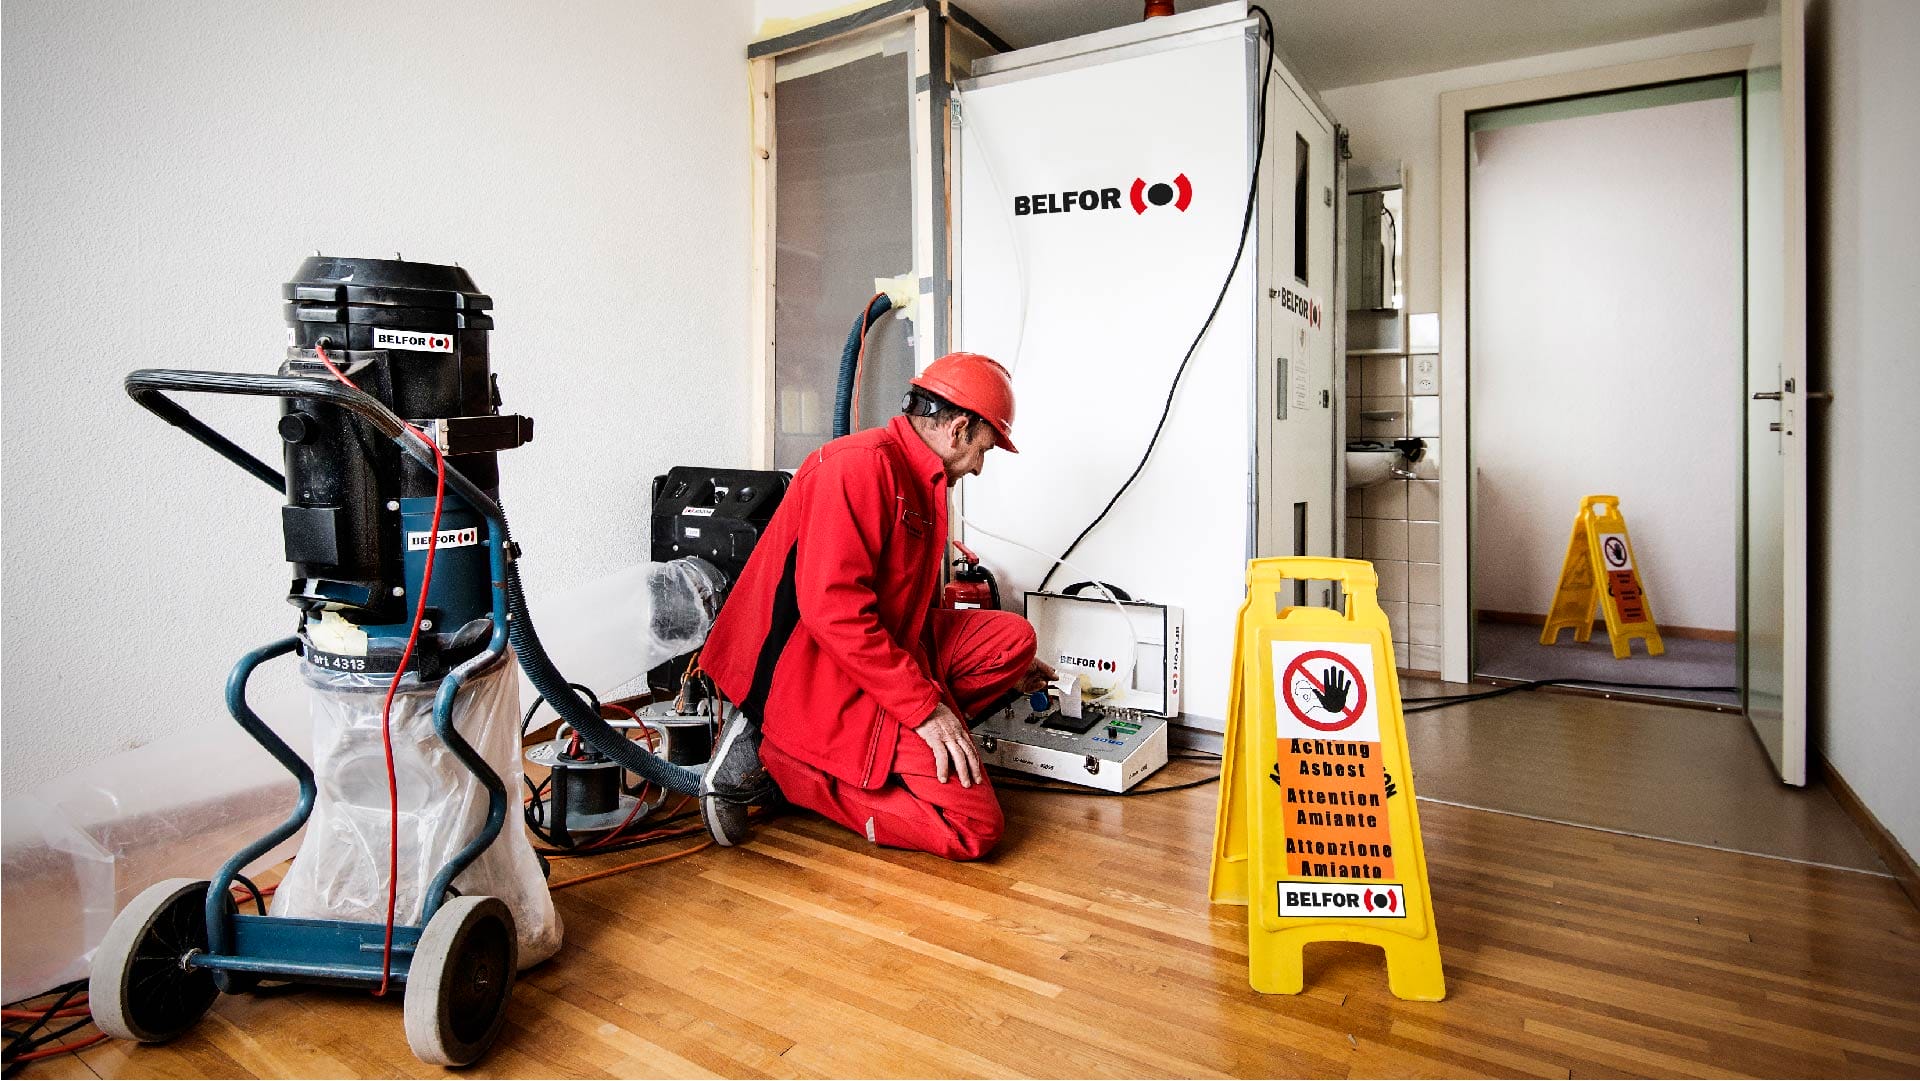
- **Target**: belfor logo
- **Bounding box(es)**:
[1013,172,1194,218]
[1130,173,1193,214]
[1276,284,1322,329]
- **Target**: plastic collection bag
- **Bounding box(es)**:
[271,653,562,968]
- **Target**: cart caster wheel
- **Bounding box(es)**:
[404,895,518,1067]
[90,878,221,1043]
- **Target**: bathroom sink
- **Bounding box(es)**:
[1345,438,1425,488]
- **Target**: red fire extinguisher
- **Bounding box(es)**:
[942,540,1001,611]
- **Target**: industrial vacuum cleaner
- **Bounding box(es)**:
[92,256,726,1066]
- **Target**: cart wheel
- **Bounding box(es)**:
[90,878,221,1043]
[404,896,518,1067]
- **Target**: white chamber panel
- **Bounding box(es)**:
[955,29,1256,728]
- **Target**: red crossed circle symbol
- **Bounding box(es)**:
[1281,649,1368,732]
[1603,537,1628,568]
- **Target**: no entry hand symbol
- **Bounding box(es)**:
[1282,650,1368,732]
[1603,536,1628,569]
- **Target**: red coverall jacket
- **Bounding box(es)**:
[700,416,952,790]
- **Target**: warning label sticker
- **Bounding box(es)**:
[1272,641,1395,880]
[373,328,455,354]
[1274,642,1378,741]
[1598,532,1633,571]
[406,526,480,551]
[1276,881,1406,919]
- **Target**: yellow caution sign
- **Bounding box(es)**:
[1540,495,1664,659]
[1210,557,1444,1002]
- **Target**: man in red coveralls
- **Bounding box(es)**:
[696,352,1055,859]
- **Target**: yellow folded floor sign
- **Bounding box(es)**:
[1209,558,1444,1001]
[1540,494,1664,658]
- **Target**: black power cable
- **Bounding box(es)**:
[1,981,90,1077]
[991,772,1221,797]
[1038,4,1278,592]
[1401,677,1737,714]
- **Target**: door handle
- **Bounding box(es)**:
[1753,391,1782,401]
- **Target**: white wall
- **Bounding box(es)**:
[1,0,757,790]
[1321,18,1766,317]
[1807,0,1920,860]
[1470,99,1743,630]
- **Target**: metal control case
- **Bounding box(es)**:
[974,697,1169,792]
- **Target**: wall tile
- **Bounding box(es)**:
[1409,312,1440,352]
[1407,643,1443,672]
[1384,600,1408,643]
[1363,479,1407,520]
[1408,480,1440,522]
[1409,603,1441,645]
[1345,517,1366,559]
[1409,395,1440,437]
[1376,559,1409,601]
[1345,355,1366,398]
[1410,521,1440,563]
[1409,561,1442,606]
[1368,519,1410,561]
[1363,355,1406,397]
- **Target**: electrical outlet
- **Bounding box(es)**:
[1411,355,1439,395]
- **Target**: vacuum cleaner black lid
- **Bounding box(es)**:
[283,255,492,312]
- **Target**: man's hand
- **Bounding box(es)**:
[1016,657,1058,694]
[914,702,983,787]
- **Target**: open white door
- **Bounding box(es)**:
[1742,0,1809,785]
[1258,60,1338,578]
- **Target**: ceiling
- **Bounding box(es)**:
[955,0,1768,90]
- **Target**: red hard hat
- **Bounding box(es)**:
[910,352,1019,453]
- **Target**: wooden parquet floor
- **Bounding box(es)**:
[44,760,1920,1079]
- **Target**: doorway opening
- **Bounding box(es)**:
[1465,76,1746,710]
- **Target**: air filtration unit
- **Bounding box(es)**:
[953,2,1343,735]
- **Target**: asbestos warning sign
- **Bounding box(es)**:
[1540,496,1664,659]
[1271,641,1394,880]
[1209,557,1445,1001]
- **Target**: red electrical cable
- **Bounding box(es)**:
[0,1007,91,1021]
[314,341,447,997]
[10,1031,110,1063]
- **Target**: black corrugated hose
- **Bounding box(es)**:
[834,293,893,438]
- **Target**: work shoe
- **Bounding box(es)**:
[701,709,774,846]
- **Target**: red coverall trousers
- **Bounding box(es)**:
[758,607,1033,861]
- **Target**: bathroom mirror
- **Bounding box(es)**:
[1347,184,1402,311]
